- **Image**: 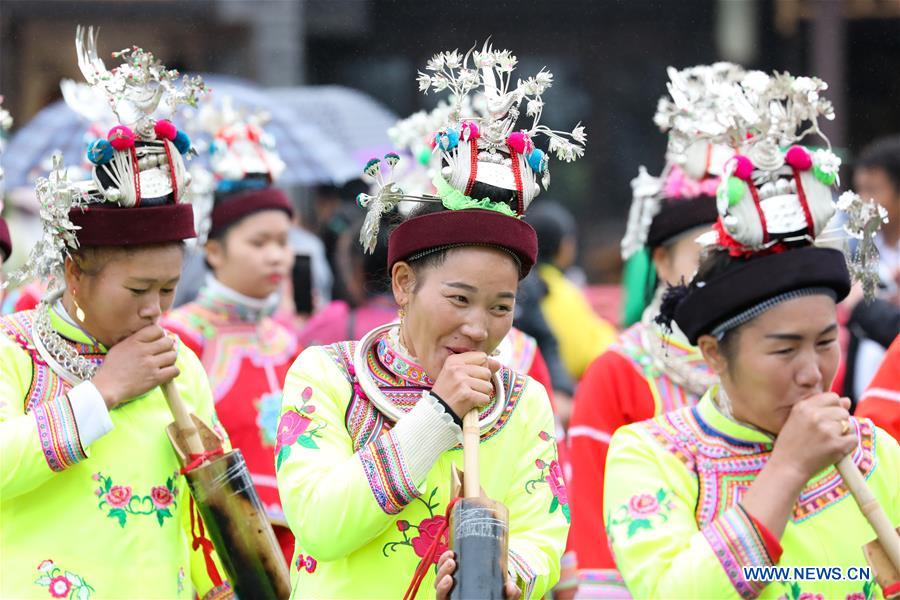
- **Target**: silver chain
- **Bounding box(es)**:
[33,304,98,383]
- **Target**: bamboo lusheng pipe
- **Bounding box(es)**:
[462,409,480,498]
[836,454,900,573]
[160,380,292,599]
[450,408,509,600]
[162,380,205,456]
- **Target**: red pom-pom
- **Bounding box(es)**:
[427,135,437,149]
[507,131,533,155]
[460,120,480,141]
[730,155,754,181]
[154,119,177,141]
[108,125,135,151]
[785,145,812,170]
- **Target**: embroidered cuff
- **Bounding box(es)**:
[744,506,784,563]
[32,394,87,472]
[508,547,537,599]
[392,392,462,483]
[358,429,421,515]
[69,381,114,448]
[701,505,776,600]
[576,569,631,599]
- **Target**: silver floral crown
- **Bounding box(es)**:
[621,63,744,261]
[3,154,100,290]
[357,42,586,253]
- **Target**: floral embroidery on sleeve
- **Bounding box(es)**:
[92,471,178,527]
[294,553,318,574]
[524,430,570,522]
[275,386,325,470]
[606,488,676,541]
[34,560,94,599]
[382,488,449,565]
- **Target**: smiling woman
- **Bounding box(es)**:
[276,43,580,600]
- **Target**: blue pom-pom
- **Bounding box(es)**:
[173,130,191,155]
[435,127,460,152]
[527,148,547,173]
[86,139,114,165]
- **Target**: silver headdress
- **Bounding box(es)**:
[185,96,287,243]
[675,68,839,251]
[3,154,97,290]
[76,26,207,207]
[835,191,890,299]
[683,68,884,299]
[357,42,586,253]
[621,63,742,261]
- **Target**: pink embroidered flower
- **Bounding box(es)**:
[295,554,305,571]
[91,473,101,481]
[275,410,312,451]
[37,559,54,572]
[150,486,175,509]
[535,459,546,469]
[302,386,313,401]
[627,494,660,519]
[48,576,71,598]
[546,460,568,505]
[845,594,865,600]
[798,594,824,600]
[304,556,317,573]
[94,487,103,497]
[411,516,448,563]
[538,431,550,441]
[105,485,133,508]
[397,520,410,532]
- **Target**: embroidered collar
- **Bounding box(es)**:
[197,275,279,323]
[695,388,776,445]
[376,327,434,388]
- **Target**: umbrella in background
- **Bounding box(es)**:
[270,85,398,171]
[2,75,363,192]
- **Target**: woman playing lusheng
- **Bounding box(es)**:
[0,31,232,599]
[162,104,300,562]
[604,69,899,599]
[567,63,733,597]
[275,44,580,599]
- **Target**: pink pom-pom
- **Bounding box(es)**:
[785,145,812,170]
[153,119,177,141]
[461,120,480,141]
[108,125,135,151]
[507,131,533,155]
[427,135,436,149]
[730,154,754,181]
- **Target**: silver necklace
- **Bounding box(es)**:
[33,302,98,386]
[353,323,507,432]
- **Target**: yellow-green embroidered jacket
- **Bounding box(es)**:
[0,308,232,599]
[604,390,900,600]
[276,334,569,599]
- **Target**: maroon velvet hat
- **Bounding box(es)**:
[0,217,11,260]
[388,209,537,278]
[209,187,294,238]
[69,203,196,247]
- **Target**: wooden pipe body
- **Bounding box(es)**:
[450,409,509,599]
[162,380,205,456]
[836,455,900,582]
